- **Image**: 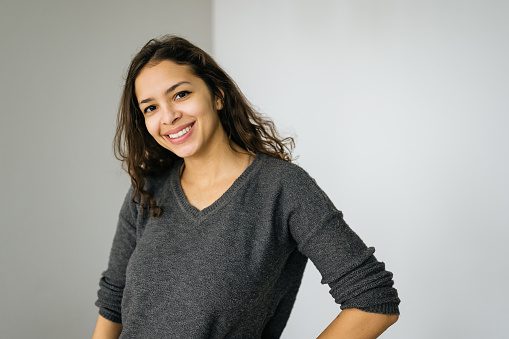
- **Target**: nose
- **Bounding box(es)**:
[160,105,182,125]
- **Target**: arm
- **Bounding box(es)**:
[92,315,123,339]
[318,308,399,339]
[94,187,138,335]
[283,167,400,337]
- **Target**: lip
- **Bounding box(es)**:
[163,122,195,145]
[164,122,195,135]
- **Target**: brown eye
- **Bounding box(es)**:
[175,91,190,100]
[144,105,156,114]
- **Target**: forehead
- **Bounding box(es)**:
[134,60,199,96]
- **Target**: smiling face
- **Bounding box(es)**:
[135,60,225,159]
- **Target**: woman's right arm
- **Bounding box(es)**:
[94,187,139,338]
[92,315,123,339]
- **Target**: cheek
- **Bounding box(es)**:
[144,116,159,137]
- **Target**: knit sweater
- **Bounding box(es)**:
[96,153,400,338]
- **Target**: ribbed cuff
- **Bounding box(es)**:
[358,302,400,315]
[99,308,122,324]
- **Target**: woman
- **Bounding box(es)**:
[93,35,400,339]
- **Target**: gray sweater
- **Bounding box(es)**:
[96,154,400,338]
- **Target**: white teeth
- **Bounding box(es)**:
[168,126,191,139]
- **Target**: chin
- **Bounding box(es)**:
[168,145,200,159]
[156,135,205,159]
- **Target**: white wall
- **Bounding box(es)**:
[213,1,509,338]
[0,1,211,338]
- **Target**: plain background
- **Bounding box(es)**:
[1,1,508,338]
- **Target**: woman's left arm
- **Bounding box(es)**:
[317,308,399,339]
[282,167,400,338]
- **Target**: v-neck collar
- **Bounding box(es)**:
[171,153,264,220]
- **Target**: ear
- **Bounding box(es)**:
[215,89,224,110]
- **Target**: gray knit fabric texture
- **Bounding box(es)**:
[96,154,400,338]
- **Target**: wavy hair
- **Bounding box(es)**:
[114,35,294,217]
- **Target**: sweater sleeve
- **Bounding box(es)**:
[286,168,400,315]
[95,186,138,323]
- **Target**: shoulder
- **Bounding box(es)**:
[257,153,309,178]
[255,155,341,239]
[257,153,320,188]
[255,154,330,205]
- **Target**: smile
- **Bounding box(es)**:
[168,125,192,139]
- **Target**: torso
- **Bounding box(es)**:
[119,154,310,338]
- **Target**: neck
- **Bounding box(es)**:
[181,141,253,186]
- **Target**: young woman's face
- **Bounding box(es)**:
[135,60,224,159]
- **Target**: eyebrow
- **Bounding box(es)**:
[138,81,191,105]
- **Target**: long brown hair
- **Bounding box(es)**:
[114,35,294,217]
